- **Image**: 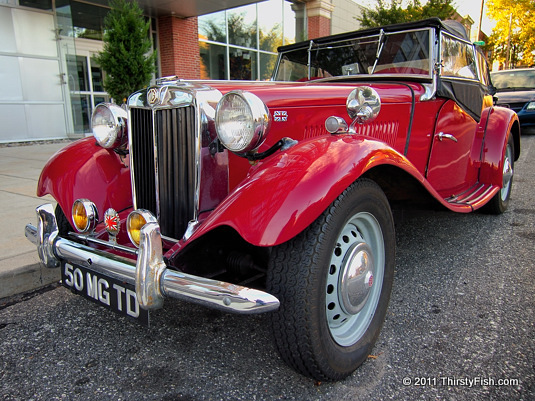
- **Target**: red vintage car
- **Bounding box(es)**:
[26,18,519,381]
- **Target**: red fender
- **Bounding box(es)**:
[480,107,520,186]
[186,135,428,247]
[37,137,132,224]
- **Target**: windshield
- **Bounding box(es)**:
[491,70,535,91]
[274,28,431,81]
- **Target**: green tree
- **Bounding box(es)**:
[487,0,535,68]
[359,0,456,28]
[94,0,156,103]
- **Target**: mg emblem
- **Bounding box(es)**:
[147,88,159,105]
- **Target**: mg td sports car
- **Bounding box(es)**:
[26,18,520,381]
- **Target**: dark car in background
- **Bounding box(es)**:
[492,68,535,133]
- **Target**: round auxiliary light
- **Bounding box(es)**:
[91,103,128,149]
[346,87,381,124]
[126,210,157,248]
[215,91,271,154]
[72,199,98,233]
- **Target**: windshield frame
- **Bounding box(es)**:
[272,27,434,82]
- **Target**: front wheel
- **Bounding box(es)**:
[267,179,395,381]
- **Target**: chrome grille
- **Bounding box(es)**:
[130,106,197,240]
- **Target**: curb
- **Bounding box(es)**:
[0,262,61,300]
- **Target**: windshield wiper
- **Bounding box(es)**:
[370,29,386,74]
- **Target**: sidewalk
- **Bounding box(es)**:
[0,141,73,299]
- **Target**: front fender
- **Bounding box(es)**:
[480,107,520,186]
[187,135,424,247]
[37,137,132,223]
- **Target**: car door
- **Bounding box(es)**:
[426,100,478,195]
[425,32,483,197]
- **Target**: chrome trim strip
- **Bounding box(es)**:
[25,204,279,314]
[69,232,138,255]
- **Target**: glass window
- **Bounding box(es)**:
[18,0,52,11]
[260,53,278,80]
[70,94,91,133]
[199,11,226,43]
[441,34,477,80]
[70,1,108,40]
[66,55,88,92]
[375,30,430,75]
[200,42,227,79]
[229,48,257,80]
[228,4,257,48]
[91,57,104,92]
[198,0,297,80]
[476,50,491,87]
[258,1,282,52]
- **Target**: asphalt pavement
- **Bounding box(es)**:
[0,137,533,400]
[0,140,72,299]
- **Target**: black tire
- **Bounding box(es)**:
[267,178,395,381]
[483,134,514,214]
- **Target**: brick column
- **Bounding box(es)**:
[306,0,334,39]
[158,15,200,79]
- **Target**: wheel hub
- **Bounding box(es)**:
[339,242,375,315]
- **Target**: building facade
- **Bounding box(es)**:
[0,0,473,142]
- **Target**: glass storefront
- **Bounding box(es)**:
[66,54,109,133]
[199,0,300,80]
[54,0,157,135]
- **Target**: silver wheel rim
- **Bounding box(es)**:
[326,212,385,346]
[501,142,513,202]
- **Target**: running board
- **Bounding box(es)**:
[445,183,495,206]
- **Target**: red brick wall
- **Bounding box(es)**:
[308,15,331,39]
[158,16,200,79]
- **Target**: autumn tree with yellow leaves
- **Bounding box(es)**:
[487,0,535,68]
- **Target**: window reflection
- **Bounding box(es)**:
[199,0,297,80]
[200,42,227,79]
[66,55,108,133]
[230,48,257,80]
[228,5,257,48]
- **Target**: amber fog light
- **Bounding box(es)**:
[72,199,98,233]
[127,210,157,248]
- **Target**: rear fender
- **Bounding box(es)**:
[37,137,132,224]
[480,107,520,186]
[186,135,424,247]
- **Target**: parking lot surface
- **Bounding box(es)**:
[1,137,534,400]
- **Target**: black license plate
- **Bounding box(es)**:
[61,262,149,326]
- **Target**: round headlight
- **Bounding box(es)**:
[72,199,98,233]
[91,103,128,149]
[346,87,381,124]
[126,210,157,248]
[215,91,270,153]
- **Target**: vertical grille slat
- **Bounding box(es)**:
[130,105,197,240]
[130,108,157,214]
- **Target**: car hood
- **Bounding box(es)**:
[494,89,535,105]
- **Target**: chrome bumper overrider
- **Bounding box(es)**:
[24,204,279,314]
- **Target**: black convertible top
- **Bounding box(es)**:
[277,18,487,122]
[278,18,469,53]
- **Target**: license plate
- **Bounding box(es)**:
[61,262,149,326]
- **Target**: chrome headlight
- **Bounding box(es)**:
[91,103,128,149]
[347,87,381,124]
[215,91,271,153]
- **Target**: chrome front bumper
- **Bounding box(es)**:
[25,204,279,314]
